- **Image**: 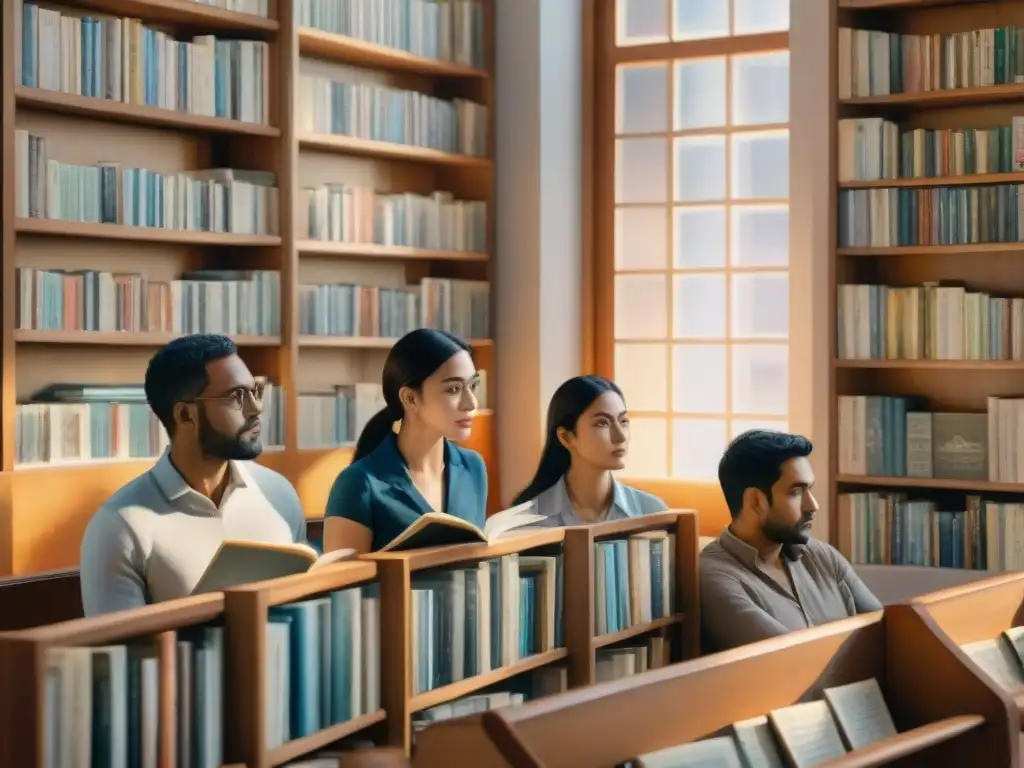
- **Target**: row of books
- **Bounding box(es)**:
[594,533,676,636]
[297,278,491,340]
[303,186,487,254]
[45,625,225,768]
[839,491,1013,572]
[836,283,1024,361]
[296,383,384,450]
[630,678,896,767]
[837,26,1024,99]
[297,75,488,157]
[294,0,486,69]
[266,586,381,745]
[838,184,1024,248]
[15,268,281,337]
[838,394,1024,485]
[195,0,268,17]
[15,132,278,234]
[13,382,286,466]
[837,118,1021,182]
[16,2,269,124]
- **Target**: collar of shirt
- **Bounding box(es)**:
[717,525,808,569]
[549,475,639,526]
[150,449,249,514]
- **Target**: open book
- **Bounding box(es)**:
[191,541,356,594]
[379,501,546,552]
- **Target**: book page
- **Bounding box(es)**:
[636,736,744,768]
[482,500,546,540]
[768,701,847,768]
[191,540,317,594]
[311,547,356,569]
[822,678,897,749]
[1002,626,1024,667]
[733,715,785,768]
[962,637,1024,691]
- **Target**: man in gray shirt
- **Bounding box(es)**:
[700,430,882,653]
[80,335,306,616]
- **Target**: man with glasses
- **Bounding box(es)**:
[80,334,306,616]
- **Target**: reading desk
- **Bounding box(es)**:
[414,611,1013,767]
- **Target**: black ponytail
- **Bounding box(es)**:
[512,375,625,505]
[350,329,471,462]
[352,407,399,462]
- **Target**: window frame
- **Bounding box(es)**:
[582,1,790,508]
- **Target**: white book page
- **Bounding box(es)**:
[962,638,1024,691]
[823,678,897,749]
[733,715,785,768]
[637,736,744,768]
[769,700,847,768]
[483,500,547,540]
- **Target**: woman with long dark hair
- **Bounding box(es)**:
[513,375,666,525]
[322,328,487,553]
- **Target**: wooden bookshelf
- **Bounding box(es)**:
[0,512,700,766]
[0,0,499,576]
[414,611,1013,767]
[831,0,1024,579]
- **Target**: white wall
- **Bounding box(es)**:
[494,0,584,505]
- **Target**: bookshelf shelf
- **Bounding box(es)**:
[297,336,494,350]
[266,709,387,767]
[839,83,1024,109]
[69,0,279,30]
[15,218,283,246]
[409,648,570,714]
[831,0,1024,575]
[837,474,1024,493]
[297,29,489,78]
[13,330,282,347]
[837,243,1024,257]
[591,614,684,650]
[295,240,489,262]
[15,86,281,136]
[297,132,492,166]
[839,172,1024,189]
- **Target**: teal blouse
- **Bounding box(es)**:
[324,434,488,552]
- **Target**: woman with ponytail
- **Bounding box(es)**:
[323,329,487,553]
[514,375,666,526]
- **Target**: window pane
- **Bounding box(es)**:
[732,51,789,126]
[731,272,788,339]
[616,275,668,339]
[616,343,668,411]
[617,63,670,134]
[674,57,726,130]
[617,207,669,270]
[672,418,727,480]
[672,0,729,41]
[731,419,788,439]
[673,344,726,413]
[732,344,788,415]
[675,206,726,268]
[617,0,669,45]
[734,0,789,34]
[731,131,788,199]
[675,135,726,202]
[626,418,669,477]
[617,138,669,203]
[673,274,725,339]
[731,205,788,266]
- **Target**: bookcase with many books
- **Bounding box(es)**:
[832,0,1024,577]
[0,511,700,767]
[0,0,497,577]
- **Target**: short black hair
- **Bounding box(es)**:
[718,429,813,518]
[144,334,238,435]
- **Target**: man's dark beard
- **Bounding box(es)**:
[762,514,812,546]
[197,405,262,461]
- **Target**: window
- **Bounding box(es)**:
[593,0,790,483]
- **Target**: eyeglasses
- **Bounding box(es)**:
[190,382,266,410]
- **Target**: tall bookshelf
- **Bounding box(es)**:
[831,0,1024,576]
[0,0,498,577]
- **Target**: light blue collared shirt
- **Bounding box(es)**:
[528,476,667,527]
